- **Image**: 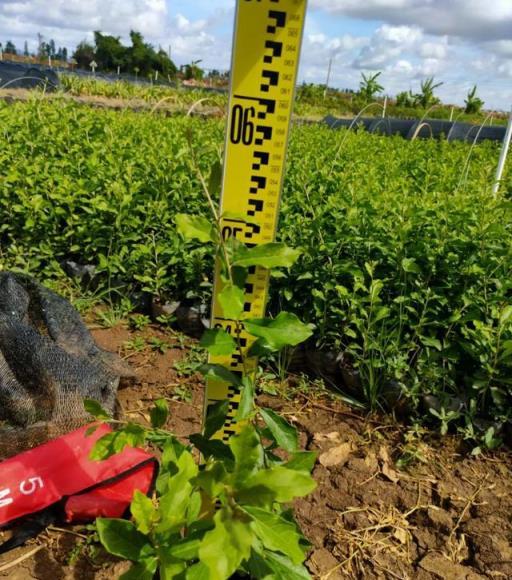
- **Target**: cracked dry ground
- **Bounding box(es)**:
[1,323,511,580]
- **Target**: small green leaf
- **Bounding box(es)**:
[157,451,198,534]
[259,548,311,579]
[204,400,230,440]
[237,377,256,421]
[259,408,298,452]
[168,537,202,560]
[284,451,318,473]
[199,364,242,387]
[84,399,110,420]
[500,305,512,326]
[200,328,237,356]
[195,461,229,498]
[199,508,254,580]
[189,434,235,463]
[90,424,146,461]
[186,562,210,580]
[121,558,158,580]
[150,399,169,429]
[233,243,301,269]
[421,336,442,351]
[176,214,214,243]
[187,491,203,525]
[131,490,156,535]
[158,551,187,580]
[96,518,154,561]
[241,466,316,502]
[230,424,264,484]
[244,312,314,353]
[245,506,306,564]
[218,283,245,320]
[401,257,421,274]
[208,161,223,197]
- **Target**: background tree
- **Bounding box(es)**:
[23,41,29,57]
[396,90,416,108]
[182,60,204,81]
[93,31,125,71]
[5,40,17,55]
[358,71,384,103]
[464,85,484,114]
[416,77,443,108]
[69,30,177,77]
[72,41,95,69]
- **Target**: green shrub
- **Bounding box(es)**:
[0,98,510,443]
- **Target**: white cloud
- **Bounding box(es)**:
[311,0,512,41]
[353,25,423,69]
[419,40,448,60]
[174,14,207,35]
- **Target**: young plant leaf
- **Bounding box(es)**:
[150,398,169,429]
[230,424,264,484]
[232,243,301,269]
[236,377,256,421]
[218,283,245,320]
[96,518,154,561]
[284,451,318,473]
[199,508,254,580]
[500,305,512,326]
[157,451,198,534]
[131,490,156,535]
[121,558,158,580]
[168,537,202,561]
[204,400,230,439]
[259,408,298,453]
[90,424,146,461]
[208,161,223,197]
[158,551,187,580]
[257,548,311,579]
[241,466,317,502]
[245,506,306,564]
[185,562,210,580]
[84,399,111,420]
[244,312,314,353]
[175,214,214,243]
[200,328,237,356]
[199,364,242,387]
[189,434,235,463]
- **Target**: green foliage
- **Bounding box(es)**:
[417,77,443,109]
[91,417,315,579]
[396,90,416,108]
[358,72,384,103]
[1,99,511,444]
[72,30,177,77]
[465,85,485,115]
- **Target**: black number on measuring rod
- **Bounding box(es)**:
[230,105,255,145]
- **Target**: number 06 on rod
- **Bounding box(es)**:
[205,0,308,439]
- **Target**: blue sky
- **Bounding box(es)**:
[0,0,511,110]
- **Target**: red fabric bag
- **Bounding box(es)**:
[0,424,157,552]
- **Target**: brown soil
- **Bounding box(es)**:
[1,323,511,579]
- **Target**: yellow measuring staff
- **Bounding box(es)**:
[205,0,308,440]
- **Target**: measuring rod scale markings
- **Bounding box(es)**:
[205,0,308,440]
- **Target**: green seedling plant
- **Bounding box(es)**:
[129,314,152,331]
[85,162,317,579]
